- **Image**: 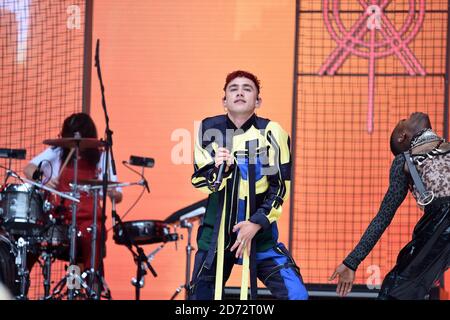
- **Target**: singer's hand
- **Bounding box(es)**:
[215,147,233,172]
[230,221,261,259]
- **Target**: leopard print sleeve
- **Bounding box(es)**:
[343,155,409,271]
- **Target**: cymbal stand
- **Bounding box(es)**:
[53,133,97,300]
[81,186,111,300]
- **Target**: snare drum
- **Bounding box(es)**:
[113,220,177,245]
[0,183,47,237]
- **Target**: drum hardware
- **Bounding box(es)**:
[42,138,106,150]
[72,179,146,193]
[40,251,54,300]
[111,198,160,301]
[44,134,100,300]
[131,243,165,290]
[15,237,29,300]
[169,207,205,300]
[75,183,110,300]
[64,178,146,300]
[2,164,83,299]
[1,145,160,300]
[7,171,80,204]
[0,148,26,160]
[128,155,154,168]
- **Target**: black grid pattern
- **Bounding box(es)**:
[0,0,87,299]
[291,0,449,287]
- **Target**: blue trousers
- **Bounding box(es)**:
[189,243,308,300]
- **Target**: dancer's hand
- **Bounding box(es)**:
[230,221,261,259]
[329,264,355,297]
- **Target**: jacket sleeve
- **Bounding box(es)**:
[343,155,409,271]
[249,121,291,231]
[191,120,232,194]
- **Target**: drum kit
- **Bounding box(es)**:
[0,136,207,300]
[0,136,169,300]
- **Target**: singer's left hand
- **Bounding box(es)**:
[230,221,261,258]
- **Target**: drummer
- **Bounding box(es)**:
[23,112,122,273]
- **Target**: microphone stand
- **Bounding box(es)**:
[94,38,116,297]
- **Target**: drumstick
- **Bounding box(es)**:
[58,148,75,177]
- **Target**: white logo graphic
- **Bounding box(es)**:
[0,0,30,63]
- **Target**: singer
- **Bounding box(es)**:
[23,113,123,277]
[189,70,308,300]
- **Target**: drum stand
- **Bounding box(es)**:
[111,205,158,300]
[170,218,194,300]
[15,237,29,300]
[80,187,111,300]
[41,250,53,299]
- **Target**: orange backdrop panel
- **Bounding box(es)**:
[292,0,449,298]
[90,0,295,299]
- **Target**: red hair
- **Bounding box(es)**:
[223,70,261,95]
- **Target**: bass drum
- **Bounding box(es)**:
[0,234,19,297]
[39,222,70,259]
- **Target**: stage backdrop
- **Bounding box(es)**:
[1,0,448,300]
[90,0,296,299]
[0,0,88,299]
[291,0,450,296]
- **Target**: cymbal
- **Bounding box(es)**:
[77,179,121,186]
[43,138,106,149]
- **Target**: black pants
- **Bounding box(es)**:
[378,198,450,300]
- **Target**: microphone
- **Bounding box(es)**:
[213,162,226,192]
[212,132,233,191]
[32,161,43,181]
[129,155,154,168]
